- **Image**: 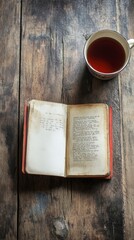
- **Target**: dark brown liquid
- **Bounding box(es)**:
[87,37,126,73]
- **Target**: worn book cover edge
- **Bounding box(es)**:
[22,102,113,178]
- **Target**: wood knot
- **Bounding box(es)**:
[51,217,68,239]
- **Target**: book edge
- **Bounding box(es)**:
[105,106,113,179]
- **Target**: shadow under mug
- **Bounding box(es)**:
[84,29,134,80]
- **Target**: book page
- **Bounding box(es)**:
[26,100,67,176]
[66,104,109,176]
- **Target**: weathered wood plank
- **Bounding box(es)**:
[118,1,134,239]
[19,1,124,239]
[0,0,20,239]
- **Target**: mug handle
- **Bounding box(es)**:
[127,39,134,49]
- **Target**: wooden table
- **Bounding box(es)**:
[1,1,134,239]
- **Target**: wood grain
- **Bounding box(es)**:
[1,0,134,239]
[0,0,20,239]
[19,1,124,239]
[118,1,134,239]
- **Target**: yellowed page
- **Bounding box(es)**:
[26,100,67,176]
[66,104,109,176]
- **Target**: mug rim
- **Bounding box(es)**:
[84,29,131,76]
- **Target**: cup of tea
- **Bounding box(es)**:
[84,29,134,80]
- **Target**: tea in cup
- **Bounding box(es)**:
[84,29,134,80]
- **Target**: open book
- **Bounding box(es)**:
[22,100,113,178]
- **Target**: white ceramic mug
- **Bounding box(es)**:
[84,29,134,80]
